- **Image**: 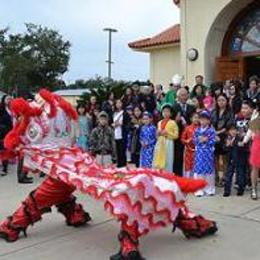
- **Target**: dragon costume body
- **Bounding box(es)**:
[0,89,217,260]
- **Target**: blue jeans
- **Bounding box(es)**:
[224,149,249,194]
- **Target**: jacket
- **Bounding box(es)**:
[89,125,116,159]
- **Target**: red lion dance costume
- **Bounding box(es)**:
[0,89,217,260]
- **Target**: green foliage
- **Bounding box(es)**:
[68,76,133,104]
[0,24,70,94]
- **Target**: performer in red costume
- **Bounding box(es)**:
[0,89,91,242]
[0,89,217,260]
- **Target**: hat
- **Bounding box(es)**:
[199,110,211,119]
[126,105,133,110]
[161,103,172,112]
[143,111,153,118]
[172,74,184,86]
[98,111,108,119]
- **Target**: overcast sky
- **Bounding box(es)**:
[0,0,179,83]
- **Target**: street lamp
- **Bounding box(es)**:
[103,28,118,79]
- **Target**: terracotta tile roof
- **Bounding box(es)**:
[128,24,180,49]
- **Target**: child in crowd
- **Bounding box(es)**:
[193,110,216,196]
[181,112,200,178]
[89,112,116,167]
[76,104,91,151]
[125,105,133,163]
[203,89,215,111]
[139,112,157,168]
[223,125,241,197]
[153,104,179,172]
[130,106,143,167]
[224,100,253,196]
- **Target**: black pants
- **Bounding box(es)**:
[17,158,27,181]
[2,160,8,173]
[224,151,249,194]
[173,140,184,177]
[115,139,127,168]
[131,153,140,167]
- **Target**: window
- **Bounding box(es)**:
[230,8,260,54]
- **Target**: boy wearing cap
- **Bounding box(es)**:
[89,111,116,167]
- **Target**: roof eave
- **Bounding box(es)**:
[129,41,180,52]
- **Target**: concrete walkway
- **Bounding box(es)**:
[0,165,260,260]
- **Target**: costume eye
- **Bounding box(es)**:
[26,122,43,143]
[29,127,38,138]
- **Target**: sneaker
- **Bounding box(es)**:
[0,168,7,176]
[251,188,258,200]
[205,192,215,197]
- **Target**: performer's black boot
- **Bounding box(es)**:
[17,158,33,184]
[18,175,33,184]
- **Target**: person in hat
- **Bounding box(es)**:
[193,110,216,196]
[139,112,157,168]
[89,111,116,167]
[153,103,179,172]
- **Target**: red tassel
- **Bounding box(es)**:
[54,94,78,121]
[4,130,21,150]
[173,176,207,194]
[10,98,41,117]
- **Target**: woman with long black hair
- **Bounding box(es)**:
[229,81,243,115]
[211,93,234,186]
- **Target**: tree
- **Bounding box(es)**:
[0,24,70,94]
[66,76,131,104]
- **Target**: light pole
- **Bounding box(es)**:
[103,28,118,79]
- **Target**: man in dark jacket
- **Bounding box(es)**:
[172,88,195,176]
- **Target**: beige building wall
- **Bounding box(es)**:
[149,44,181,88]
[180,0,255,86]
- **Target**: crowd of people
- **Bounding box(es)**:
[0,74,260,199]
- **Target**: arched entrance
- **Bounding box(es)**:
[216,1,260,81]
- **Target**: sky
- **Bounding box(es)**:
[0,0,179,83]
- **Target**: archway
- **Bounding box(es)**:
[221,1,260,81]
[204,0,256,83]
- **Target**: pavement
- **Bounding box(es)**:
[0,164,260,260]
